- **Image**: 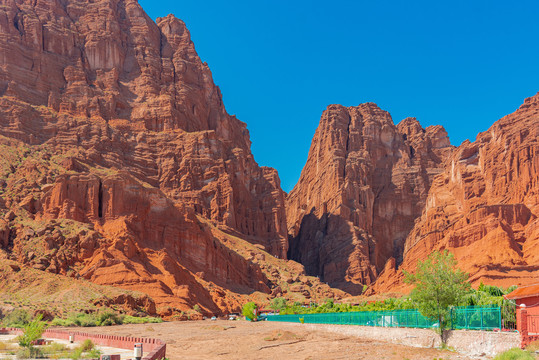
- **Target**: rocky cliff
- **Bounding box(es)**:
[286,103,453,293]
[0,0,339,316]
[371,93,539,293]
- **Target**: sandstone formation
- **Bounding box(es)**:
[0,0,330,315]
[371,93,539,293]
[286,103,453,293]
[0,0,538,313]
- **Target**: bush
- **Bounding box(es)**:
[18,314,46,348]
[51,318,76,327]
[16,347,41,359]
[80,339,94,352]
[270,298,287,312]
[96,310,123,326]
[493,348,535,360]
[122,315,162,324]
[85,348,102,359]
[242,302,258,321]
[51,310,162,327]
[1,309,32,328]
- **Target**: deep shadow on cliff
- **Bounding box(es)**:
[288,210,374,295]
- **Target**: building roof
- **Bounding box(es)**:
[504,284,539,300]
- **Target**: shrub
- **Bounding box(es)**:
[1,309,31,328]
[242,302,258,321]
[80,339,94,352]
[51,318,76,327]
[84,348,102,359]
[493,348,535,360]
[18,314,46,348]
[122,315,162,324]
[16,347,39,359]
[67,312,97,327]
[270,297,287,312]
[96,310,123,326]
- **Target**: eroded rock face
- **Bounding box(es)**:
[0,0,291,313]
[286,104,453,293]
[371,94,539,293]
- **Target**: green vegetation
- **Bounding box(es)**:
[270,297,287,312]
[50,310,162,327]
[1,309,32,327]
[493,348,536,360]
[40,339,101,360]
[16,314,47,359]
[272,281,516,319]
[242,302,258,321]
[404,250,471,340]
[17,314,47,348]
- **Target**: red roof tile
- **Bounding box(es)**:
[504,284,539,300]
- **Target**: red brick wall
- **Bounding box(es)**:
[514,296,539,308]
[517,307,539,348]
[0,328,166,360]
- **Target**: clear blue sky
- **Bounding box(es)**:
[139,0,539,192]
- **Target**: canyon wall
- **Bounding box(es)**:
[286,103,453,293]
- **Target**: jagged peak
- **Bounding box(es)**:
[519,91,539,110]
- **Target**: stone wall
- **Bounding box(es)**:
[300,324,519,357]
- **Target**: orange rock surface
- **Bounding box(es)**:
[0,0,331,315]
[0,0,537,310]
[371,93,539,294]
[286,104,453,293]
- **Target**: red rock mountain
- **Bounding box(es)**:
[0,0,344,316]
[286,103,453,293]
[372,93,539,293]
[0,0,537,313]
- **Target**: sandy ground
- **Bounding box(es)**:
[65,320,499,360]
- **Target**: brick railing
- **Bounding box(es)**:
[517,306,539,348]
[0,328,166,360]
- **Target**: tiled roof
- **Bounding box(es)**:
[504,284,539,300]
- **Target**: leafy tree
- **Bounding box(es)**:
[404,250,471,341]
[242,302,258,321]
[17,314,47,358]
[270,297,286,312]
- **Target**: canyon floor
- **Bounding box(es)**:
[61,320,513,360]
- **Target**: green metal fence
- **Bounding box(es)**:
[267,306,501,331]
[450,306,501,330]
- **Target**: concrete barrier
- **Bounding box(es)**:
[300,323,519,357]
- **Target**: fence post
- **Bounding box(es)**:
[481,307,484,330]
[517,304,528,348]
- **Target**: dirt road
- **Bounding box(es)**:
[66,320,498,360]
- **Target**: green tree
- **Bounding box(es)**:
[242,302,258,321]
[404,250,471,342]
[17,314,47,358]
[270,297,286,312]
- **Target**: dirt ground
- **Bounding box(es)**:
[66,320,499,360]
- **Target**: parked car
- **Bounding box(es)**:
[211,316,217,321]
